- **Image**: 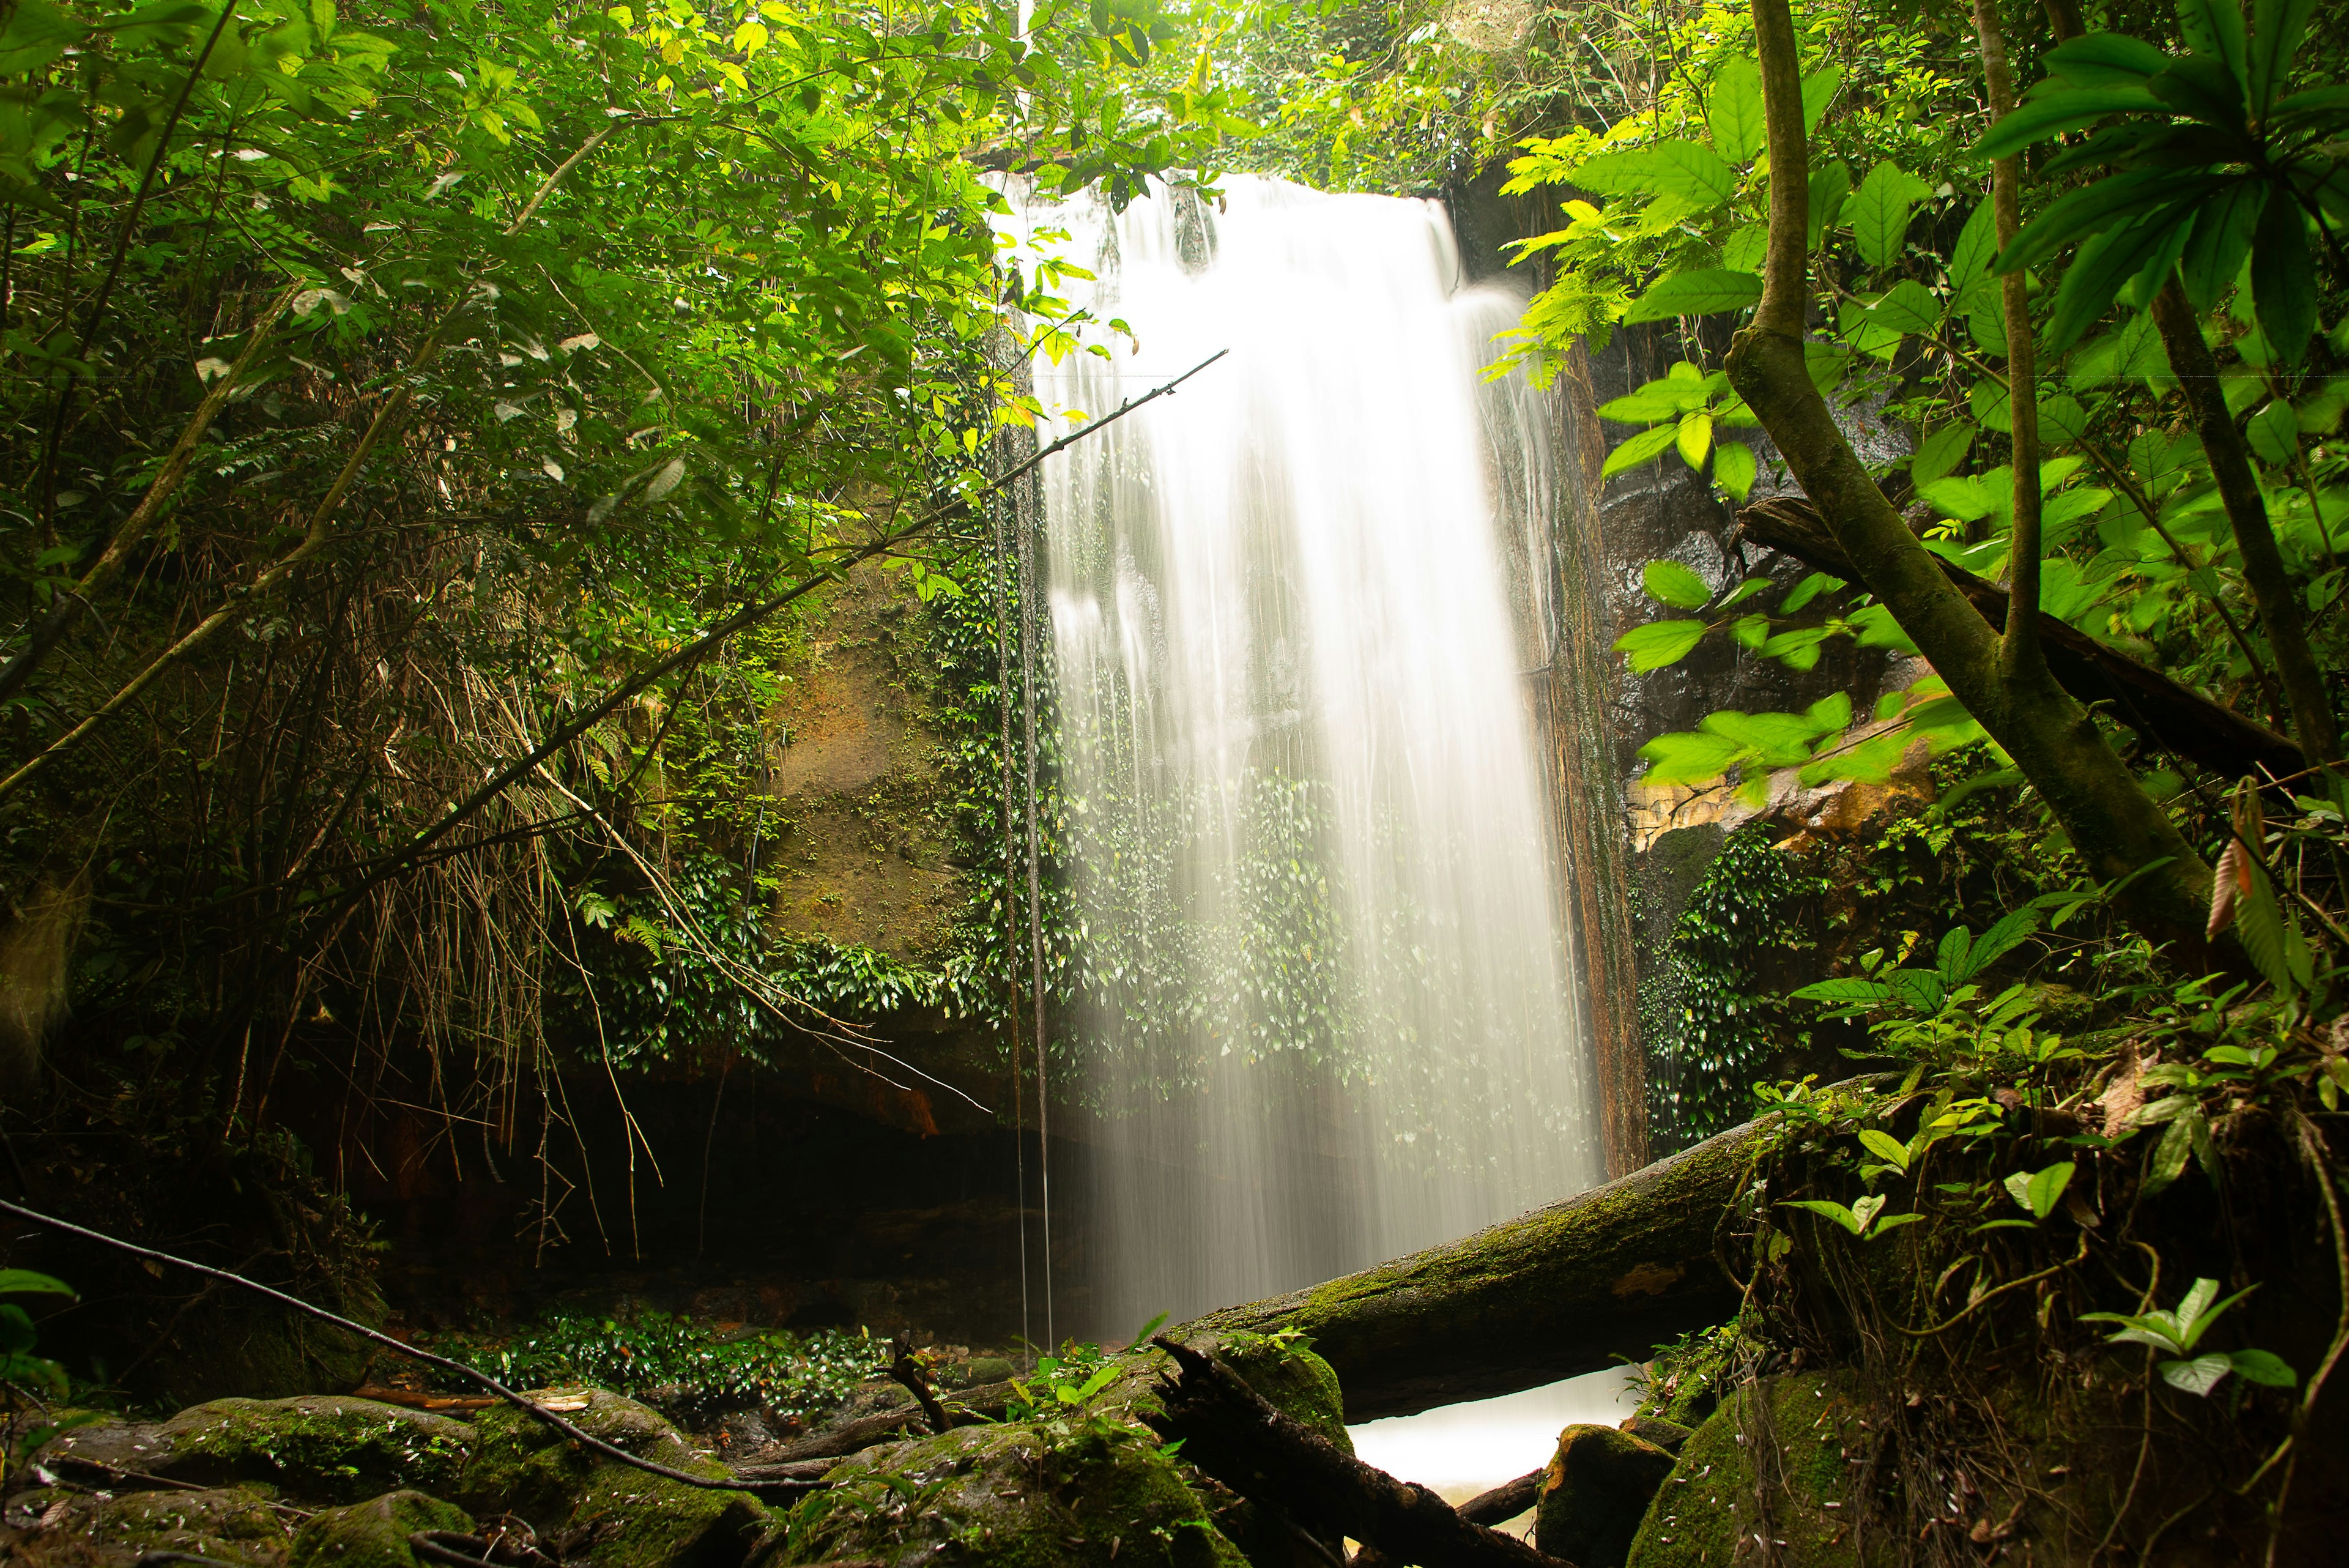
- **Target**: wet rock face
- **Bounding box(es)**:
[1535,1423,1679,1568]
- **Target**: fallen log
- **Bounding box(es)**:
[1146,1336,1573,1568]
[1176,1118,1767,1421]
[744,1379,1019,1463]
[1354,1470,1546,1568]
[1737,495,2303,781]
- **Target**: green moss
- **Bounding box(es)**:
[289,1490,471,1568]
[781,1418,1247,1568]
[87,1485,292,1563]
[455,1387,764,1567]
[1535,1425,1676,1568]
[1213,1333,1351,1453]
[125,1396,472,1505]
[1625,1373,1867,1568]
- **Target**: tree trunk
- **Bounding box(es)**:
[1175,1119,1766,1422]
[1723,0,2224,967]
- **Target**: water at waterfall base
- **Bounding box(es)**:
[1349,1367,1641,1516]
[998,174,1604,1335]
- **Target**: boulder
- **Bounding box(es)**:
[4,1484,295,1566]
[1533,1424,1677,1568]
[290,1490,472,1568]
[39,1395,473,1505]
[456,1386,765,1568]
[1619,1414,1694,1454]
[765,1418,1248,1568]
[1625,1373,1868,1568]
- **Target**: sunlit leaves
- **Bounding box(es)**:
[1622,268,1762,323]
[1707,55,1766,163]
[1614,618,1709,672]
[1849,160,1932,269]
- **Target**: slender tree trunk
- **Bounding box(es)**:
[2148,282,2340,765]
[1724,0,2223,963]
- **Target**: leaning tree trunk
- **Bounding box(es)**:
[1174,1118,1767,1421]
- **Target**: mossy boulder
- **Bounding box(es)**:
[1212,1333,1351,1452]
[770,1418,1248,1568]
[456,1387,763,1567]
[289,1490,471,1568]
[44,1484,294,1565]
[40,1395,473,1505]
[1534,1424,1677,1568]
[1625,1373,1868,1568]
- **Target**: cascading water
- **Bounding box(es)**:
[997,176,1602,1332]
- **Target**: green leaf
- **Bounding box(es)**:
[2143,1110,2197,1195]
[1783,1198,1865,1235]
[2039,395,2089,448]
[1851,161,1934,269]
[1707,56,1768,163]
[1912,422,1976,486]
[1860,280,1943,336]
[2160,1353,2235,1395]
[2252,190,2316,365]
[1792,978,1896,1006]
[1643,559,1714,609]
[1779,571,1844,614]
[1801,67,1842,134]
[1806,159,1852,250]
[1997,167,2176,277]
[1603,422,1683,477]
[1614,619,1709,672]
[1950,199,2002,297]
[2247,401,2299,465]
[1635,727,1744,786]
[2232,855,2297,994]
[1644,140,1736,207]
[0,1269,74,1297]
[1979,86,2168,160]
[1622,269,1764,324]
[2228,1347,2297,1388]
[1967,907,2044,976]
[1573,147,1665,196]
[1858,1129,1910,1170]
[2025,1161,2076,1218]
[2046,31,2176,86]
[1677,411,1714,469]
[1713,440,1757,503]
[2176,0,2249,90]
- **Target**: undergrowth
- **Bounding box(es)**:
[424,1312,888,1425]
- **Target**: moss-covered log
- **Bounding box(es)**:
[1174,1120,1766,1422]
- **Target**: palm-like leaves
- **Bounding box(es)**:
[1981,0,2345,360]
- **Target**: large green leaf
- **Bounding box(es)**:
[1860,280,1943,336]
[1573,146,1665,196]
[0,1270,73,1298]
[1949,199,2002,305]
[1707,54,1767,163]
[1997,166,2177,276]
[1614,619,1709,672]
[2047,212,2189,355]
[2176,0,2249,90]
[1980,86,2167,160]
[2251,188,2317,365]
[2046,30,2175,86]
[1801,67,1842,133]
[1642,559,1714,609]
[1601,421,1682,476]
[1712,440,1757,503]
[1912,422,1975,485]
[1850,160,1933,269]
[2178,180,2263,310]
[2150,54,2249,129]
[1622,269,1763,324]
[1806,158,1852,250]
[1635,729,1743,786]
[1647,139,1736,207]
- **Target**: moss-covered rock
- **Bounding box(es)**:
[289,1490,471,1568]
[1534,1425,1677,1568]
[770,1418,1247,1568]
[1625,1373,1868,1568]
[456,1386,763,1568]
[1212,1333,1351,1454]
[40,1395,473,1505]
[59,1484,294,1565]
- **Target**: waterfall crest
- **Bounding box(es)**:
[1000,176,1602,1332]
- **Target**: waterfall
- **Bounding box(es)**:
[998,175,1603,1334]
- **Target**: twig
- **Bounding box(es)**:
[0,1197,799,1502]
